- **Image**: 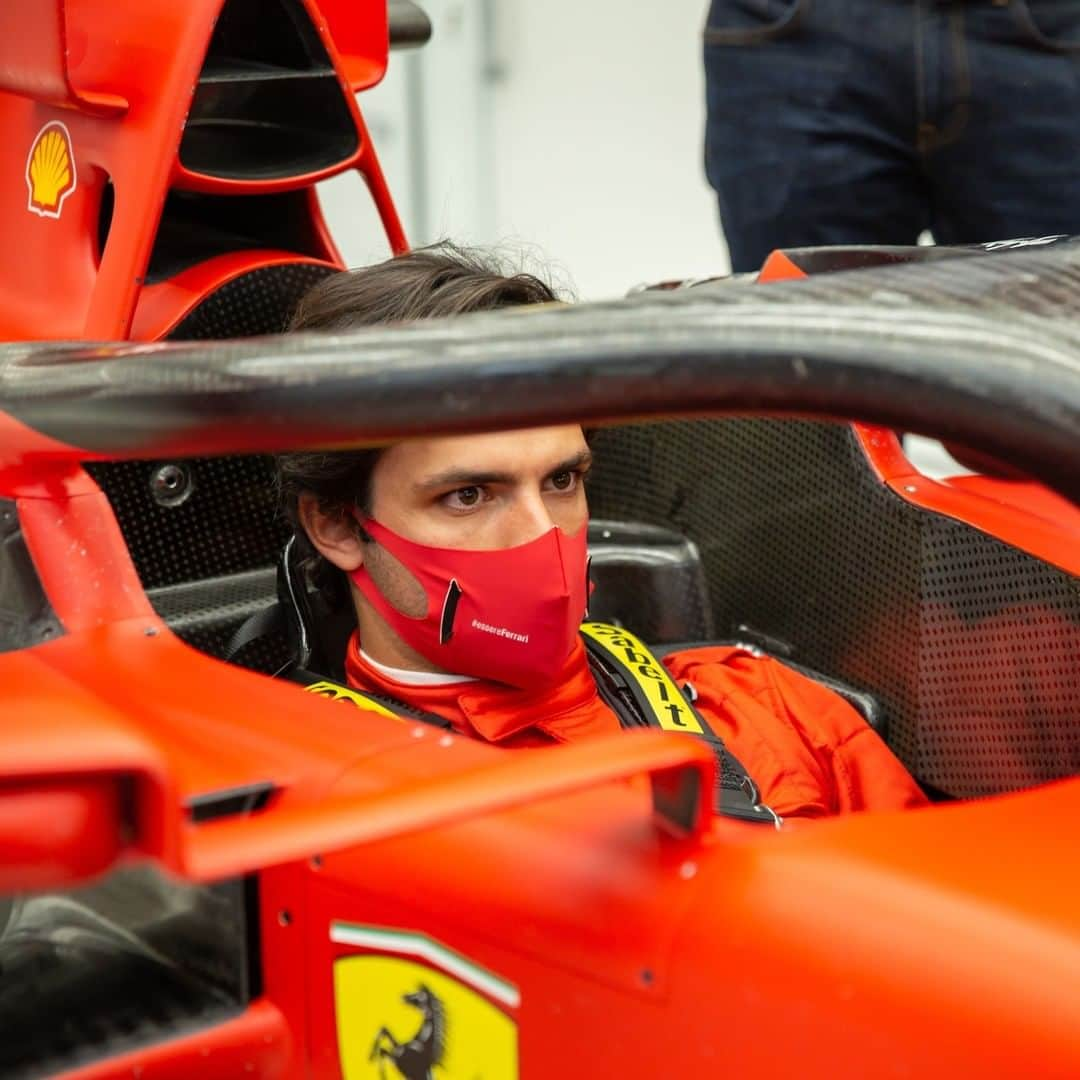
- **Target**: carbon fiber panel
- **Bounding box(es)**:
[588,420,1080,797]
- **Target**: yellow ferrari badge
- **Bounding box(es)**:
[331,923,519,1079]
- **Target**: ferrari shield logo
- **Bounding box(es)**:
[26,121,77,219]
[332,923,519,1079]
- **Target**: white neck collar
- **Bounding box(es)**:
[358,646,477,687]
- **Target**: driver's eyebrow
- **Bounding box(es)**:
[415,468,515,492]
[416,448,593,493]
[546,448,593,477]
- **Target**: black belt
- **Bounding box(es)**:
[581,622,782,828]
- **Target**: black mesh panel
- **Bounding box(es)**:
[84,456,290,674]
[917,518,1080,795]
[588,420,1080,797]
[84,457,287,588]
[166,262,337,339]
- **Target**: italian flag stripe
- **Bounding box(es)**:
[329,922,521,1009]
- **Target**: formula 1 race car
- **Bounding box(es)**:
[2,3,1080,1080]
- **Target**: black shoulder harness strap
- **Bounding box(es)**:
[581,621,783,828]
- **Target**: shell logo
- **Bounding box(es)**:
[25,121,77,219]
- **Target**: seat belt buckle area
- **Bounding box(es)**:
[720,777,784,830]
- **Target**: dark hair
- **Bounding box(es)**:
[275,243,560,597]
[286,242,559,333]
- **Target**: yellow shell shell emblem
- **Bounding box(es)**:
[332,923,519,1079]
[26,122,77,219]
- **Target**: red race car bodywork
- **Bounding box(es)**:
[0,0,403,342]
[2,4,1079,1080]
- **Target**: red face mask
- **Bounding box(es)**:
[349,516,590,690]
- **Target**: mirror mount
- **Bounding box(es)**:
[0,776,131,892]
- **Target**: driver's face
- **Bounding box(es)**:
[300,424,592,671]
[367,424,591,548]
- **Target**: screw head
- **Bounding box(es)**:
[150,462,195,508]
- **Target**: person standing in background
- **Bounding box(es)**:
[704,0,1080,273]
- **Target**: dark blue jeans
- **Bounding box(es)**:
[704,0,1080,271]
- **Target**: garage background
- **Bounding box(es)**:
[318,0,728,300]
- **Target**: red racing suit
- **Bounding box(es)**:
[345,635,928,819]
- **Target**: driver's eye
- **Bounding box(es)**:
[446,486,482,509]
[551,471,573,491]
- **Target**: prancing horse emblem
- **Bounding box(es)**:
[369,983,446,1080]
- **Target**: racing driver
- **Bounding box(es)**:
[277,245,927,821]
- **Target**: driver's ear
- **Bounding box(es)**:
[298,494,366,572]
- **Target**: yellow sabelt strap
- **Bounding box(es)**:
[579,622,704,735]
[303,680,403,720]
